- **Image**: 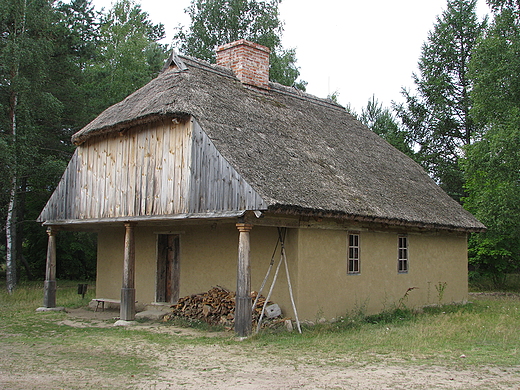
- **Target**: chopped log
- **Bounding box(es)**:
[164,286,281,329]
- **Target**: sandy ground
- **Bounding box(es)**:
[1,307,519,390]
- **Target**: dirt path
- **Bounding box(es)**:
[138,345,519,390]
[1,308,519,390]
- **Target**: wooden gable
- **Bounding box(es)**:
[38,117,268,224]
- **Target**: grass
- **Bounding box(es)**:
[469,273,520,292]
[0,280,519,388]
[246,298,520,367]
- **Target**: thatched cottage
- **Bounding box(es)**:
[38,40,484,335]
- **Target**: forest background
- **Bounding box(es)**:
[1,0,519,292]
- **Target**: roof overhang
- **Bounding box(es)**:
[42,211,247,228]
[265,205,486,233]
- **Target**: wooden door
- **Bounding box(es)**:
[156,234,180,303]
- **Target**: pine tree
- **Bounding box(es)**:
[83,0,168,117]
[360,96,415,158]
[395,0,487,202]
[463,0,520,286]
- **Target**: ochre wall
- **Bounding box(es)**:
[96,229,124,301]
[296,228,468,320]
[96,223,468,321]
[96,222,295,315]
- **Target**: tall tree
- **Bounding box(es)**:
[395,0,487,202]
[463,0,520,285]
[0,0,63,292]
[1,0,171,288]
[174,0,306,90]
[1,0,103,289]
[360,96,415,158]
[83,0,168,117]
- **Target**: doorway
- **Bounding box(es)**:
[156,234,180,303]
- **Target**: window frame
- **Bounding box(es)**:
[398,235,408,273]
[347,232,360,274]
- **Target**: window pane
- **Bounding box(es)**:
[398,236,408,273]
[348,234,360,274]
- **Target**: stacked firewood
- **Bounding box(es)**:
[164,286,279,328]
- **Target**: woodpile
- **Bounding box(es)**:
[164,286,282,329]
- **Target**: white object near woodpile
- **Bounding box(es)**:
[265,303,281,318]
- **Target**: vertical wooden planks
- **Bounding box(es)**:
[125,130,135,217]
[99,135,109,218]
[155,120,167,215]
[114,134,123,217]
[136,126,147,216]
[189,119,268,214]
[181,120,192,213]
[165,120,176,214]
[39,116,267,223]
[146,128,157,215]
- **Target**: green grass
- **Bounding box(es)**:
[244,298,520,367]
[0,280,519,388]
[469,273,520,292]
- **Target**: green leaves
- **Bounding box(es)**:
[1,0,170,286]
[360,96,415,158]
[396,0,486,201]
[84,0,168,116]
[174,0,305,88]
[463,1,520,284]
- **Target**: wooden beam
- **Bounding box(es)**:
[120,222,137,321]
[43,227,58,308]
[235,223,253,337]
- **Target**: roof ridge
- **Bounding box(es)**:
[268,82,348,113]
[178,55,236,79]
[177,55,348,113]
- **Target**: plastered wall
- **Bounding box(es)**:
[96,222,296,315]
[296,228,468,320]
[96,222,468,320]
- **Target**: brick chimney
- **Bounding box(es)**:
[216,39,270,90]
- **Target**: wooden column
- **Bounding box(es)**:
[235,223,253,337]
[120,222,137,321]
[43,227,58,308]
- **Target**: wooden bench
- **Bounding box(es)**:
[94,298,121,312]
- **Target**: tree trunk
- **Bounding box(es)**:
[16,177,32,279]
[5,0,26,294]
[6,176,17,294]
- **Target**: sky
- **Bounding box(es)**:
[91,0,490,113]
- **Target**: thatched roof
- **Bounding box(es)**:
[71,55,484,232]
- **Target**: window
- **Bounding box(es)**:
[348,233,360,274]
[398,235,408,273]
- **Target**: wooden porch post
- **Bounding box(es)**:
[235,223,253,337]
[43,227,58,308]
[120,222,137,321]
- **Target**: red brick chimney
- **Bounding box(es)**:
[216,39,270,90]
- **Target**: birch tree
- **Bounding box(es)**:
[1,0,85,291]
[2,0,32,293]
